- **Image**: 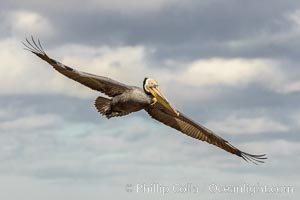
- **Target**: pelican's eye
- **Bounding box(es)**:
[149,82,155,87]
[149,81,158,88]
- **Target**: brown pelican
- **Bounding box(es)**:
[23,37,267,164]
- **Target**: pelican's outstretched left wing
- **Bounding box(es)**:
[23,37,131,97]
[145,103,267,164]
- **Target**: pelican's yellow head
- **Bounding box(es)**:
[143,78,179,116]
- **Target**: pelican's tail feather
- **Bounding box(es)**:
[95,96,112,118]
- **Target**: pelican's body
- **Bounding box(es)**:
[23,37,267,164]
[96,87,152,118]
[111,87,152,112]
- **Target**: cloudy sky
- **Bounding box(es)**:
[0,0,299,199]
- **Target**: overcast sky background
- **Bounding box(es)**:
[0,0,299,199]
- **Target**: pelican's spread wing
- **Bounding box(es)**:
[23,37,131,97]
[145,103,267,164]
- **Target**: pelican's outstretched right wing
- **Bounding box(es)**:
[145,103,267,164]
[23,37,131,97]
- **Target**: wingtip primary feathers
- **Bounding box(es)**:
[22,36,47,56]
[23,36,72,72]
[240,152,267,165]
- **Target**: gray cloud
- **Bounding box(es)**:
[2,0,300,61]
[7,0,298,60]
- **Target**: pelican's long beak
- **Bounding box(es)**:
[149,86,179,116]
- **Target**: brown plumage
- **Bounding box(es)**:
[23,37,267,164]
[146,103,266,164]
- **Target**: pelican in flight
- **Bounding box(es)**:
[23,37,267,164]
